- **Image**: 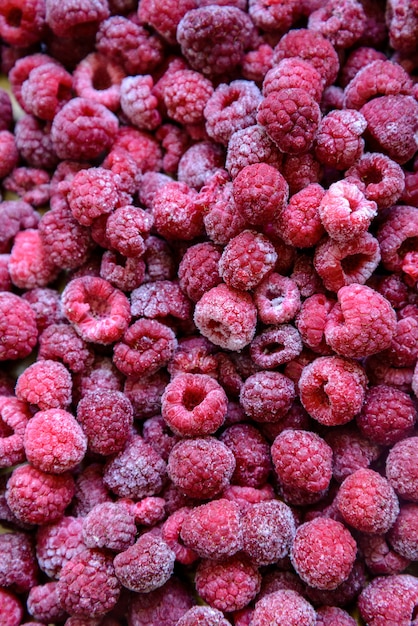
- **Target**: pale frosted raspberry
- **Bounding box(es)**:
[220,423,271,488]
[219,230,277,291]
[21,61,73,121]
[0,589,23,626]
[0,396,32,469]
[131,280,192,321]
[345,152,405,209]
[178,242,222,302]
[36,516,85,579]
[358,574,418,626]
[250,324,303,369]
[315,109,367,170]
[177,606,231,626]
[27,581,66,624]
[240,370,296,423]
[386,436,418,503]
[263,57,323,102]
[127,576,193,626]
[177,141,224,190]
[254,274,301,325]
[0,531,38,593]
[152,181,203,241]
[0,292,38,361]
[16,360,72,410]
[161,68,214,126]
[386,0,418,54]
[226,124,283,179]
[308,0,366,49]
[9,229,59,290]
[251,589,316,626]
[357,532,410,576]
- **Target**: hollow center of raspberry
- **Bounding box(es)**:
[88,296,111,318]
[0,420,13,437]
[93,66,113,91]
[6,7,22,27]
[57,82,73,103]
[341,253,370,277]
[360,169,382,186]
[262,341,284,355]
[399,236,418,258]
[315,382,330,410]
[206,319,228,341]
[182,387,206,411]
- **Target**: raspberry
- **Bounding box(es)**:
[124,371,169,420]
[220,423,271,488]
[386,436,418,502]
[67,167,118,227]
[27,582,66,623]
[143,235,176,282]
[324,284,397,358]
[167,437,235,499]
[161,507,199,565]
[337,468,400,534]
[16,360,72,410]
[194,284,257,351]
[82,502,136,552]
[178,242,222,303]
[61,276,131,345]
[314,232,381,292]
[339,47,387,88]
[240,370,295,423]
[167,336,218,381]
[131,280,192,321]
[257,569,305,600]
[251,589,316,626]
[120,74,160,131]
[279,183,325,249]
[76,389,133,455]
[357,532,410,576]
[295,293,335,354]
[6,464,75,525]
[105,204,152,257]
[36,516,85,579]
[241,499,295,566]
[21,61,73,121]
[14,115,58,170]
[0,130,18,179]
[127,576,193,626]
[152,181,204,241]
[226,124,283,179]
[387,503,418,563]
[102,147,142,198]
[314,109,367,170]
[0,396,31,469]
[195,555,261,613]
[0,0,45,47]
[100,251,146,292]
[219,230,277,291]
[0,199,39,254]
[254,274,301,326]
[51,97,118,161]
[142,415,180,462]
[9,228,59,290]
[304,557,366,608]
[0,531,38,593]
[271,429,333,493]
[299,356,367,426]
[162,373,227,437]
[160,68,213,128]
[257,88,321,155]
[74,52,124,112]
[308,0,366,49]
[343,59,413,110]
[0,589,23,626]
[177,6,254,77]
[57,548,120,618]
[104,435,166,499]
[358,574,418,626]
[45,0,109,38]
[72,354,123,402]
[250,324,303,369]
[72,463,111,517]
[38,322,94,373]
[291,518,357,590]
[0,292,38,361]
[232,163,289,227]
[137,0,196,45]
[157,123,191,176]
[202,179,247,246]
[177,141,224,190]
[0,88,13,131]
[273,28,339,87]
[387,0,418,54]
[315,606,356,626]
[263,57,323,102]
[325,426,382,483]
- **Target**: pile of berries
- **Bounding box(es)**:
[0,0,418,624]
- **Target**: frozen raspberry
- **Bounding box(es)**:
[340,47,387,88]
[38,322,94,373]
[36,515,85,579]
[365,354,415,392]
[127,576,193,626]
[6,464,75,525]
[249,0,300,31]
[0,531,38,593]
[325,426,382,483]
[0,292,38,361]
[180,606,234,626]
[82,502,136,552]
[0,396,31,469]
[219,230,277,291]
[324,284,397,358]
[67,167,118,227]
[142,415,180,462]
[51,97,118,161]
[131,280,192,321]
[337,468,399,534]
[129,496,166,527]
[14,115,58,170]
[220,423,271,488]
[273,28,339,87]
[0,199,39,254]
[167,336,218,381]
[73,53,124,112]
[290,253,325,299]
[358,574,418,626]
[314,109,367,170]
[77,389,133,456]
[195,555,261,613]
[281,152,323,197]
[257,88,321,155]
[161,507,199,565]
[9,53,57,108]
[357,532,410,576]
[222,484,275,515]
[167,437,235,499]
[21,61,73,121]
[386,0,418,54]
[226,124,283,179]
[278,183,325,249]
[72,463,111,518]
[137,0,196,44]
[308,0,366,49]
[250,324,303,369]
[177,141,224,191]
[102,148,142,199]
[100,251,146,292]
[0,88,13,131]
[104,435,166,499]
[233,163,288,227]
[263,57,323,102]
[295,293,336,354]
[16,360,72,410]
[0,589,23,626]
[202,179,247,246]
[386,436,418,502]
[254,589,316,626]
[291,518,357,590]
[72,355,123,403]
[45,0,109,38]
[162,373,227,437]
[156,123,191,176]
[143,235,175,282]
[304,557,366,608]
[124,371,169,420]
[61,276,131,345]
[152,181,204,241]
[314,232,381,292]
[9,228,59,290]
[96,16,164,76]
[0,130,18,179]
[57,548,120,618]
[386,503,418,562]
[120,74,160,131]
[343,59,413,110]
[0,0,45,46]
[240,371,295,423]
[377,205,418,280]
[272,429,333,493]
[257,569,305,601]
[160,68,213,127]
[254,274,300,326]
[315,606,356,626]
[27,581,66,624]
[194,284,257,351]
[178,242,222,303]
[177,6,254,77]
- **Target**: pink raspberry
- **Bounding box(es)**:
[308,0,366,49]
[248,0,300,31]
[51,97,118,161]
[0,199,39,254]
[82,502,136,552]
[127,576,193,626]
[257,88,321,154]
[343,59,413,110]
[72,463,111,518]
[250,324,303,370]
[72,354,123,403]
[252,589,316,626]
[120,74,160,131]
[76,389,133,456]
[377,205,418,277]
[180,606,234,626]
[315,109,367,170]
[160,68,213,127]
[273,28,340,87]
[177,141,224,190]
[219,230,277,291]
[67,167,118,227]
[271,429,333,493]
[279,183,325,249]
[73,52,125,113]
[281,151,323,196]
[387,0,418,54]
[178,242,222,303]
[291,518,357,590]
[0,531,38,593]
[15,360,72,410]
[358,574,418,626]
[102,147,142,198]
[263,57,324,102]
[226,124,283,179]
[315,606,356,626]
[220,423,271,488]
[337,468,400,534]
[0,396,31,469]
[325,426,382,483]
[61,276,131,345]
[137,0,196,45]
[152,181,204,241]
[386,436,418,502]
[57,548,120,618]
[299,356,367,426]
[0,0,45,47]
[104,435,166,499]
[36,516,85,579]
[0,130,18,179]
[131,280,192,321]
[142,415,180,462]
[254,274,301,326]
[195,555,261,613]
[357,532,410,576]
[20,61,73,121]
[27,582,66,624]
[387,503,418,562]
[38,322,94,373]
[161,507,199,565]
[295,293,336,354]
[124,371,169,420]
[324,284,397,358]
[340,46,387,88]
[177,6,254,77]
[241,499,296,566]
[167,437,235,499]
[105,205,152,258]
[6,464,75,525]
[9,228,59,290]
[240,371,295,423]
[202,179,247,246]
[161,373,227,437]
[233,163,288,227]
[0,589,23,626]
[0,292,38,361]
[194,284,257,351]
[100,252,146,292]
[167,336,218,381]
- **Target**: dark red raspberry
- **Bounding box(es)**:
[45,0,109,38]
[337,468,400,534]
[220,423,271,488]
[127,576,193,626]
[194,284,257,351]
[386,436,418,503]
[226,124,283,179]
[252,589,316,626]
[281,151,323,196]
[157,123,191,176]
[167,437,235,499]
[242,499,295,566]
[343,59,413,110]
[71,463,111,518]
[271,429,333,493]
[357,532,410,576]
[143,235,176,282]
[240,370,295,423]
[219,230,277,291]
[131,280,192,321]
[279,183,325,249]
[124,371,169,420]
[142,415,180,462]
[315,109,367,170]
[0,292,38,361]
[0,396,31,469]
[167,336,218,381]
[233,162,288,227]
[104,435,166,499]
[27,582,66,624]
[36,515,85,579]
[325,425,382,483]
[15,360,72,410]
[0,531,38,593]
[82,502,136,552]
[74,52,124,112]
[0,88,13,131]
[263,57,324,102]
[308,0,366,49]
[257,88,321,154]
[178,242,222,303]
[6,464,75,525]
[358,574,418,626]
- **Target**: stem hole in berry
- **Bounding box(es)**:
[183,386,206,411]
[341,253,369,277]
[0,420,14,437]
[6,7,22,27]
[92,66,113,91]
[262,341,284,355]
[398,236,418,258]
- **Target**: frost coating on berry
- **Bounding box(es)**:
[219,230,277,291]
[0,531,38,593]
[254,274,301,325]
[36,516,85,579]
[128,576,193,626]
[263,57,323,102]
[315,109,367,170]
[325,426,382,483]
[386,436,418,503]
[250,324,303,369]
[0,396,32,469]
[251,589,316,626]
[240,371,296,423]
[178,242,222,303]
[177,606,232,626]
[308,0,366,49]
[358,574,418,626]
[343,59,413,110]
[16,360,72,410]
[233,163,289,227]
[220,423,271,488]
[242,500,296,566]
[345,152,405,209]
[226,124,283,179]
